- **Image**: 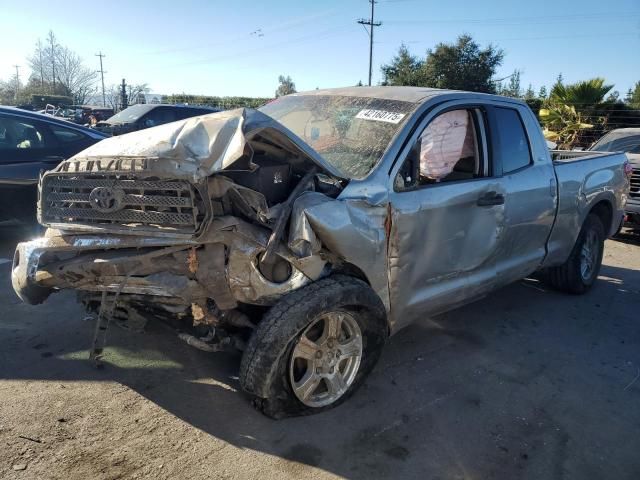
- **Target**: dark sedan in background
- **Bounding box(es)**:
[0,107,108,226]
[92,104,220,136]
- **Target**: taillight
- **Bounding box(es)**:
[624,161,633,178]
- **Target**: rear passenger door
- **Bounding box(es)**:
[486,104,556,282]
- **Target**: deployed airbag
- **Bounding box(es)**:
[419,110,474,180]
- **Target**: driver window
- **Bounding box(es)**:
[396,109,483,190]
[0,116,48,150]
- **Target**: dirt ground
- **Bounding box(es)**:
[1,229,639,480]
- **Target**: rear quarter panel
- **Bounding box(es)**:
[543,152,628,267]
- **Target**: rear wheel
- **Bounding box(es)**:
[545,213,605,294]
[239,275,387,418]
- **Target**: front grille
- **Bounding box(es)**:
[40,174,204,234]
[631,168,640,199]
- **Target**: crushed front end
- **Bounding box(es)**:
[11,108,347,353]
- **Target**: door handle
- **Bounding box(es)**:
[477,192,505,206]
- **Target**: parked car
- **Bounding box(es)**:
[92,104,220,135]
[11,87,630,418]
[590,128,640,231]
[0,107,108,226]
[61,105,115,125]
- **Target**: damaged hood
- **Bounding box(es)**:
[65,108,346,181]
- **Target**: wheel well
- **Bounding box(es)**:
[589,200,613,234]
[332,262,371,286]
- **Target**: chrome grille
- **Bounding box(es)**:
[630,168,640,199]
[40,174,202,233]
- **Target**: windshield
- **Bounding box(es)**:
[591,132,640,154]
[105,104,152,124]
[259,95,416,179]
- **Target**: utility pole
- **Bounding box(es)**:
[12,65,20,102]
[48,31,56,93]
[120,79,128,111]
[357,0,382,86]
[96,52,107,107]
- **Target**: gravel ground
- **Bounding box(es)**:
[1,229,639,479]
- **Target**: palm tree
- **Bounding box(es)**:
[545,78,616,148]
[549,78,614,107]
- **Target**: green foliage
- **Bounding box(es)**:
[549,77,614,107]
[627,81,640,108]
[163,94,272,109]
[524,84,536,100]
[525,98,543,116]
[546,77,618,147]
[380,35,503,93]
[380,44,424,86]
[497,70,523,98]
[538,86,548,99]
[421,35,504,93]
[275,75,296,98]
[539,104,593,149]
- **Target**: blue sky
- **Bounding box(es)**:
[1,0,639,98]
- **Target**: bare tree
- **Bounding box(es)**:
[27,30,97,103]
[104,84,122,110]
[0,77,23,105]
[55,46,98,104]
[127,83,150,105]
[104,83,150,111]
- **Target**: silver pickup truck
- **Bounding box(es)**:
[10,87,631,418]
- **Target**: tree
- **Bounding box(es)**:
[524,84,536,100]
[538,86,547,99]
[546,78,618,147]
[498,70,522,98]
[275,75,296,98]
[539,104,593,149]
[626,81,640,108]
[0,76,22,105]
[380,44,424,86]
[420,35,504,93]
[27,30,97,104]
[550,77,614,107]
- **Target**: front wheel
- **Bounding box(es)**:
[544,213,605,294]
[239,275,387,418]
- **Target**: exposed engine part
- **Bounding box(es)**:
[178,332,230,352]
[178,327,244,352]
[259,168,317,270]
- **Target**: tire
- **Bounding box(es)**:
[545,213,605,294]
[239,275,387,419]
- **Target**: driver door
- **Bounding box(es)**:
[387,104,507,329]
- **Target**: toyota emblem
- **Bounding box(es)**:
[88,187,124,213]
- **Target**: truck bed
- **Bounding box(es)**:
[551,150,620,163]
[543,149,628,267]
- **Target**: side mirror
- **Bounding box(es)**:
[144,119,154,128]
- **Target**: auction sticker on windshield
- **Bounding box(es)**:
[355,109,406,124]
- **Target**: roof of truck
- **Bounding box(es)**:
[293,86,513,104]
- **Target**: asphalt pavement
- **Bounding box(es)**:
[1,229,639,479]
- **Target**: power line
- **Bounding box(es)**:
[383,12,640,25]
[357,0,382,86]
[96,52,107,107]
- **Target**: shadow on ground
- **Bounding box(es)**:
[1,232,639,479]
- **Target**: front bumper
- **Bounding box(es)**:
[11,225,323,308]
[12,232,195,305]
